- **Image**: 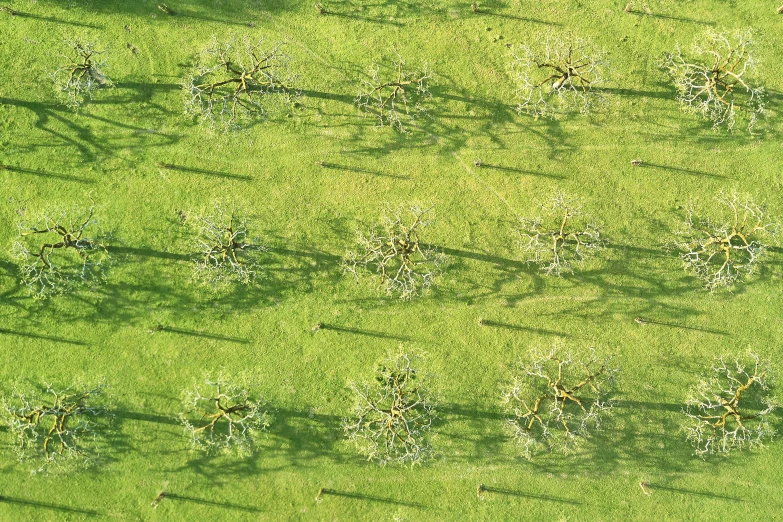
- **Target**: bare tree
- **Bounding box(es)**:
[343,205,446,299]
[12,197,108,299]
[683,353,776,456]
[510,34,607,117]
[671,190,778,290]
[662,30,764,132]
[52,40,113,110]
[501,346,617,459]
[1,382,109,471]
[344,353,436,466]
[179,374,270,455]
[184,203,265,287]
[516,192,604,276]
[356,52,433,132]
[185,36,295,129]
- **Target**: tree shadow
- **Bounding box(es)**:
[0,495,102,516]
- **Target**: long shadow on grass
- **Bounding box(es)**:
[162,493,262,513]
[316,489,429,508]
[0,164,94,184]
[624,9,716,25]
[2,9,103,28]
[154,162,253,181]
[0,328,87,346]
[0,496,102,516]
[478,486,580,504]
[315,323,412,341]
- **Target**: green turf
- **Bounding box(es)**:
[1,0,782,519]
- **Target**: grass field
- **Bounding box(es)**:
[1,0,782,520]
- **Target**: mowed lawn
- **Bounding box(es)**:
[1,0,782,520]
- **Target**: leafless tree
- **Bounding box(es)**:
[52,40,113,110]
[344,353,436,466]
[510,34,607,117]
[502,346,617,459]
[1,382,109,471]
[343,205,446,299]
[662,30,764,132]
[516,192,604,276]
[671,190,778,290]
[356,52,433,132]
[179,374,270,455]
[683,353,776,456]
[185,36,295,129]
[184,203,265,287]
[12,197,108,299]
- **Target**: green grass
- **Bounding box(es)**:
[1,0,782,519]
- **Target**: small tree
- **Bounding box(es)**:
[344,353,436,466]
[1,382,109,471]
[12,197,108,299]
[356,52,433,132]
[683,353,776,456]
[185,203,265,287]
[343,205,446,299]
[662,30,764,132]
[510,34,607,117]
[516,192,604,276]
[185,36,294,129]
[52,40,113,109]
[502,346,616,459]
[179,374,270,455]
[672,190,777,290]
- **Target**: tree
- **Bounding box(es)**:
[501,346,617,459]
[662,30,764,132]
[510,34,607,117]
[1,382,109,471]
[12,197,108,299]
[185,36,295,129]
[516,192,604,276]
[52,39,113,110]
[342,205,446,299]
[683,353,776,456]
[356,52,433,132]
[344,353,436,466]
[671,190,777,290]
[184,203,265,287]
[179,374,270,455]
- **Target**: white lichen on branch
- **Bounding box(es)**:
[683,353,776,456]
[52,39,113,109]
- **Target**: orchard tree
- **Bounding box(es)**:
[510,34,607,117]
[1,382,109,472]
[184,203,265,287]
[343,205,447,299]
[672,190,777,290]
[662,30,764,132]
[185,36,295,129]
[502,346,617,459]
[52,39,113,109]
[179,374,270,455]
[516,192,604,276]
[12,197,108,299]
[344,352,437,466]
[356,52,433,132]
[683,353,776,456]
